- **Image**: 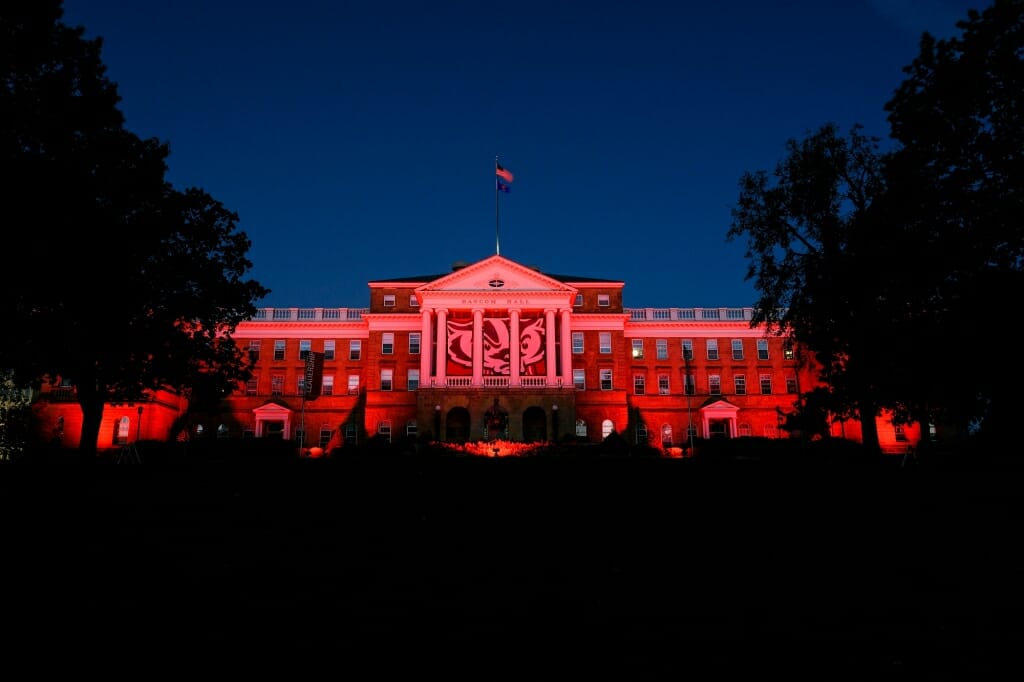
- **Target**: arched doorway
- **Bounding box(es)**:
[445,406,471,443]
[522,406,547,443]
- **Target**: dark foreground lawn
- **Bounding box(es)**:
[3,447,1022,678]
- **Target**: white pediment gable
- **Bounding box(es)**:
[702,399,739,415]
[253,402,293,418]
[419,255,575,293]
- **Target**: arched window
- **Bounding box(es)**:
[575,419,587,438]
[195,424,205,438]
[217,424,229,438]
[661,424,673,447]
[116,416,130,445]
[602,419,614,439]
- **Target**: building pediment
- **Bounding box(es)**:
[700,398,739,414]
[418,255,576,308]
[419,255,575,294]
[253,401,293,418]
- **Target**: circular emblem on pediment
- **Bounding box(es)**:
[488,279,505,288]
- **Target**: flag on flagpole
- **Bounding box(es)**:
[496,161,514,183]
[496,179,511,193]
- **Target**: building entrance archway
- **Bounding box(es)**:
[445,406,471,443]
[522,406,547,443]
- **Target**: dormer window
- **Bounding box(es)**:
[598,294,610,307]
[383,295,396,307]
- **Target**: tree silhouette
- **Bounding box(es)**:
[728,123,888,453]
[1,2,269,457]
[880,0,1024,446]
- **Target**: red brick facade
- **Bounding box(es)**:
[33,254,920,453]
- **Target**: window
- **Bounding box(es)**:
[687,422,698,439]
[246,378,258,396]
[115,416,130,445]
[322,375,334,396]
[409,332,421,355]
[243,429,255,439]
[299,339,312,360]
[601,419,614,439]
[324,340,335,361]
[348,375,360,394]
[636,423,648,444]
[600,369,613,390]
[380,369,393,391]
[783,340,795,360]
[217,424,229,439]
[764,424,779,438]
[656,339,668,360]
[574,294,583,307]
[631,339,643,359]
[319,427,333,449]
[894,424,909,442]
[706,339,719,361]
[274,339,286,361]
[295,427,306,445]
[598,294,610,307]
[382,333,394,355]
[786,376,798,394]
[406,420,418,438]
[248,340,261,362]
[297,377,306,395]
[760,374,772,395]
[738,423,752,437]
[344,423,358,445]
[684,373,695,396]
[658,374,670,395]
[409,295,419,307]
[378,420,392,443]
[599,333,612,354]
[573,369,586,390]
[407,369,419,391]
[350,340,362,360]
[383,294,396,307]
[575,419,588,437]
[709,374,721,395]
[682,339,693,361]
[572,332,584,354]
[731,339,743,361]
[271,374,284,396]
[661,424,673,448]
[633,374,646,395]
[757,339,769,361]
[734,374,746,395]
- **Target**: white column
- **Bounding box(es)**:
[435,308,447,387]
[420,308,432,386]
[509,309,521,387]
[472,308,484,386]
[560,309,572,387]
[545,308,556,385]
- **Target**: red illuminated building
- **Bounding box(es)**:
[33,254,920,454]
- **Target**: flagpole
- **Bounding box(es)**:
[495,156,500,255]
